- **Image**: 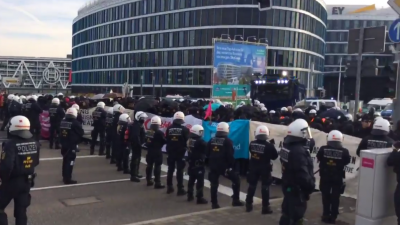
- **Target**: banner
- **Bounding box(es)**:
[202,120,250,159]
[40,110,50,139]
[249,121,361,198]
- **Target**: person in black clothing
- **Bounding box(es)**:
[387,141,400,225]
[207,122,244,209]
[356,118,394,157]
[111,104,125,164]
[165,111,190,195]
[246,125,278,214]
[105,107,114,159]
[59,108,84,184]
[0,116,39,225]
[8,95,23,118]
[128,111,148,182]
[0,94,13,131]
[22,95,43,142]
[355,114,373,139]
[116,113,131,174]
[186,124,208,204]
[90,102,107,155]
[279,119,315,225]
[143,116,166,189]
[48,98,65,149]
[317,130,351,224]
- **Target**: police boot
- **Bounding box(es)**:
[130,176,141,182]
[196,198,208,204]
[211,203,220,209]
[147,180,154,186]
[90,148,94,155]
[246,203,253,212]
[63,179,77,185]
[177,188,187,196]
[166,186,174,194]
[328,216,337,224]
[321,215,330,223]
[55,144,60,149]
[154,183,165,189]
[123,169,130,174]
[187,194,194,202]
[261,206,273,215]
[49,143,53,149]
[232,199,244,207]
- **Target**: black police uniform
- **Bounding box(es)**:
[0,128,39,225]
[387,144,400,225]
[187,135,208,204]
[304,138,315,153]
[207,133,243,209]
[143,126,166,188]
[48,103,65,149]
[8,100,22,118]
[165,121,190,195]
[356,133,394,157]
[279,137,315,225]
[316,142,351,223]
[105,112,113,159]
[90,107,107,155]
[22,99,43,142]
[59,114,84,184]
[246,139,278,213]
[116,120,129,173]
[0,99,10,131]
[110,111,122,164]
[128,119,146,182]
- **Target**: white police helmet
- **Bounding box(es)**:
[20,95,26,100]
[7,94,15,100]
[216,122,229,135]
[107,107,113,114]
[134,111,148,121]
[190,124,204,137]
[309,109,317,114]
[281,107,288,112]
[269,110,276,114]
[327,130,343,142]
[255,125,269,141]
[150,116,161,125]
[113,104,125,113]
[345,114,353,121]
[119,113,131,123]
[97,101,105,108]
[173,111,185,124]
[30,95,38,101]
[372,118,390,135]
[13,95,20,102]
[52,98,60,105]
[9,116,32,138]
[287,119,312,140]
[261,107,268,112]
[294,108,303,112]
[66,107,78,118]
[71,104,79,111]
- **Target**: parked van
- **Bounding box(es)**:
[294,98,338,110]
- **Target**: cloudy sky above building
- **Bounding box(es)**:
[0,0,392,58]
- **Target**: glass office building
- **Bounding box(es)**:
[72,0,327,97]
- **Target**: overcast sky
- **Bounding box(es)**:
[0,0,392,58]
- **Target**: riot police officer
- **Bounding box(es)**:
[0,94,14,131]
[356,118,394,157]
[90,102,107,155]
[9,95,23,118]
[23,95,43,142]
[207,122,243,209]
[187,124,208,204]
[0,115,39,225]
[279,119,315,225]
[105,107,114,159]
[129,111,148,182]
[59,108,84,184]
[387,142,400,225]
[166,111,190,195]
[111,104,125,164]
[48,98,65,149]
[317,130,351,224]
[117,113,131,173]
[71,104,83,124]
[144,116,166,189]
[246,125,278,214]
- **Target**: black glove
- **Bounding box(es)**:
[269,139,275,145]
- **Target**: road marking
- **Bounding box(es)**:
[140,157,262,204]
[31,175,168,191]
[40,155,102,161]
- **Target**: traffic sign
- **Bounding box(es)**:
[389,19,400,43]
[388,0,400,15]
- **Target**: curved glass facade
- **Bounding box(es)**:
[72,0,327,96]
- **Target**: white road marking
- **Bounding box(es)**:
[40,155,102,161]
[31,175,167,191]
[140,157,262,204]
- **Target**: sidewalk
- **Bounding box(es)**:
[129,194,357,225]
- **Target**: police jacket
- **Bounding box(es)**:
[356,135,394,157]
[165,122,189,157]
[249,139,278,172]
[59,116,84,148]
[77,112,83,124]
[387,149,400,183]
[128,120,145,148]
[49,104,65,125]
[206,135,235,172]
[8,101,22,117]
[144,129,166,157]
[23,99,43,127]
[280,139,315,194]
[112,112,122,136]
[187,137,207,166]
[92,107,107,129]
[117,121,129,147]
[105,113,113,133]
[317,145,351,183]
[0,137,39,181]
[304,138,316,153]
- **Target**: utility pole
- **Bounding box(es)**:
[354,28,364,119]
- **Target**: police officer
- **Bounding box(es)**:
[71,104,83,124]
[387,142,400,225]
[111,104,125,164]
[166,111,190,195]
[0,115,39,225]
[59,108,84,184]
[48,98,65,149]
[246,125,278,214]
[0,94,14,131]
[144,116,166,189]
[117,113,131,173]
[356,118,393,157]
[187,124,208,204]
[105,107,114,159]
[129,111,148,182]
[23,95,43,142]
[90,102,107,155]
[207,122,243,209]
[9,95,23,118]
[316,130,351,224]
[279,119,315,225]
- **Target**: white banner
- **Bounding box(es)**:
[250,121,361,199]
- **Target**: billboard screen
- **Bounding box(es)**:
[212,41,266,99]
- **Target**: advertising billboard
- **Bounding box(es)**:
[212,41,266,100]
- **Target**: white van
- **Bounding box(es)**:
[294,99,338,110]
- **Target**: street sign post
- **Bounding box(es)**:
[389,18,400,43]
[347,26,386,119]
